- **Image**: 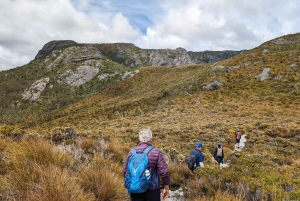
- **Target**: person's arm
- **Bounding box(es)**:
[122,152,131,176]
[157,149,170,189]
[162,185,169,200]
[199,153,204,167]
[213,148,216,158]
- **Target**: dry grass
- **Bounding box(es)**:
[79,156,126,200]
[0,163,94,201]
[0,138,128,201]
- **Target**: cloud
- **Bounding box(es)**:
[135,0,296,51]
[0,0,141,71]
[0,0,300,71]
[0,46,31,70]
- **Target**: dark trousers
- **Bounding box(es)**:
[215,156,223,164]
[130,189,161,201]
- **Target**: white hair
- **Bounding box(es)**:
[139,128,152,142]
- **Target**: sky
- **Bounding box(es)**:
[1,0,300,71]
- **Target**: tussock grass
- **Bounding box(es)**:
[79,156,125,200]
[0,139,93,200]
[0,138,128,200]
[9,139,71,167]
[0,163,94,201]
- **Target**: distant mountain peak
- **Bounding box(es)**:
[35,40,77,59]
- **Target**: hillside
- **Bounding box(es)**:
[0,33,300,200]
[33,34,300,135]
[0,41,242,125]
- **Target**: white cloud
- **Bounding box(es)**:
[135,0,300,51]
[0,46,30,70]
[0,0,300,71]
[0,0,141,71]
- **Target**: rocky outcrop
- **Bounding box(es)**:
[203,81,224,90]
[120,47,242,68]
[98,72,118,81]
[256,68,271,81]
[272,37,300,44]
[121,70,139,80]
[43,45,103,70]
[55,66,100,87]
[22,78,50,101]
[35,40,77,59]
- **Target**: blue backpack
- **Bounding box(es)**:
[124,146,155,193]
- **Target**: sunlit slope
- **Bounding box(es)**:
[34,34,300,133]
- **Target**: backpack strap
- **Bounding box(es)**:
[130,149,137,155]
[143,146,154,155]
[130,146,154,155]
[194,149,200,156]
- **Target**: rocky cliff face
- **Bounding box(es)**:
[35,40,78,59]
[35,40,244,68]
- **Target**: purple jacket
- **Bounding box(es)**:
[122,142,170,190]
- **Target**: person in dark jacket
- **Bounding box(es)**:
[213,142,224,164]
[122,128,170,201]
[189,142,204,175]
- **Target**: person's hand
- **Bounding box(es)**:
[162,185,169,200]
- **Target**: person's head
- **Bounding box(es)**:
[217,142,221,147]
[139,128,152,142]
[196,142,203,150]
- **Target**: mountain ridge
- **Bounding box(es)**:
[0,40,244,124]
[34,40,244,67]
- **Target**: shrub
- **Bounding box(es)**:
[289,189,300,200]
[105,143,129,164]
[9,139,71,168]
[0,162,94,201]
[0,125,25,140]
[168,162,190,188]
[79,156,125,200]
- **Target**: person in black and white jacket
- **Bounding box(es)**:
[213,142,224,164]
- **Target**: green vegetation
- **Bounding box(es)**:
[102,51,128,64]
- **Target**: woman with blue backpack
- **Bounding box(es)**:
[122,128,170,201]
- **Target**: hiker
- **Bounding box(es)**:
[188,142,204,175]
[236,129,241,148]
[122,128,170,201]
[213,142,224,164]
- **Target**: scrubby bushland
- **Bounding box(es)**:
[0,137,127,201]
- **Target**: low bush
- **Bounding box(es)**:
[79,156,125,200]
